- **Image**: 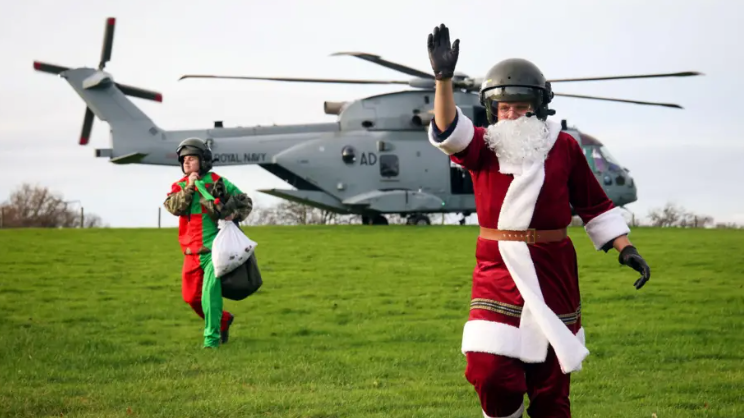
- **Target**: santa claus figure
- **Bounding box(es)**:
[426,24,651,418]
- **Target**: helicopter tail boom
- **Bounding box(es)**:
[58,67,163,160]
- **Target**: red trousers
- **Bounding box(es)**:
[182,254,232,333]
[465,346,571,418]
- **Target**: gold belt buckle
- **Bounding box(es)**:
[524,228,537,244]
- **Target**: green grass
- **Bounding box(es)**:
[0,225,742,417]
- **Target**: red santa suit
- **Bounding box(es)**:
[429,107,630,418]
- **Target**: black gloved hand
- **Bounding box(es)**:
[427,23,460,80]
[619,246,651,290]
[211,178,227,201]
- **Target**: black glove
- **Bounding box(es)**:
[619,246,651,290]
[211,178,227,202]
[427,24,460,80]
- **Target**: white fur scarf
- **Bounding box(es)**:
[495,119,590,374]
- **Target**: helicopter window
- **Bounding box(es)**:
[582,147,596,171]
[591,146,623,173]
[591,148,607,172]
[599,146,623,172]
[380,154,399,177]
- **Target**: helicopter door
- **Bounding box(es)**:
[450,161,474,195]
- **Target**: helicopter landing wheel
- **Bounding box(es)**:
[458,212,470,225]
[362,214,389,225]
[406,214,431,226]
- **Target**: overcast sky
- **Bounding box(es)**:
[1,0,742,228]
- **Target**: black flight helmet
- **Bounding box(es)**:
[176,137,213,175]
[479,58,555,125]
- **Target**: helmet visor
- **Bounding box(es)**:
[482,86,540,103]
[177,145,201,158]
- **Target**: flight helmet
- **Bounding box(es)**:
[176,137,213,175]
[479,58,555,124]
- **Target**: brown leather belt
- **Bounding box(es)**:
[480,227,567,244]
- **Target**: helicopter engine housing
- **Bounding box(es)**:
[324,101,348,115]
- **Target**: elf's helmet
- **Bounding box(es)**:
[479,58,555,125]
[176,137,213,175]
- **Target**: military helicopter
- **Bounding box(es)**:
[32,17,702,225]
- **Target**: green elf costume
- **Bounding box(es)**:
[163,138,253,348]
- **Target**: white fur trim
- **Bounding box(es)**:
[462,320,522,358]
[428,106,475,155]
[483,403,525,418]
[584,207,631,250]
[463,320,588,371]
[473,118,590,374]
[572,327,586,372]
[463,322,587,355]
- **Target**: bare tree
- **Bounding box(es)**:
[713,221,744,229]
[646,202,714,228]
[0,183,105,228]
[678,212,714,228]
[647,202,684,227]
[242,201,360,226]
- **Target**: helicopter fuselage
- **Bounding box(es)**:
[95,88,635,223]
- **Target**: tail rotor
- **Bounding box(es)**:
[33,17,162,146]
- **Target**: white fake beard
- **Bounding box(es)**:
[484,116,552,166]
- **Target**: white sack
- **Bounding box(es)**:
[212,220,257,278]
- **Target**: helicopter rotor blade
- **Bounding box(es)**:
[331,52,435,79]
[99,17,116,70]
[553,92,684,108]
[33,61,70,75]
[116,83,163,102]
[178,74,410,85]
[548,71,703,83]
[80,107,94,145]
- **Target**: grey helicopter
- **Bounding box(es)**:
[33,17,702,225]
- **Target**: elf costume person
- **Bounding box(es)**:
[163,137,253,348]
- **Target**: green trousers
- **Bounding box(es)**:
[200,253,222,347]
[183,251,230,348]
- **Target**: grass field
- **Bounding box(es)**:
[0,225,742,418]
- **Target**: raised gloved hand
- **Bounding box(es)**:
[427,23,460,80]
[619,246,651,290]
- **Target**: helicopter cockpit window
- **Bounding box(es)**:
[590,146,623,173]
[599,146,623,172]
[380,154,399,178]
[591,148,607,172]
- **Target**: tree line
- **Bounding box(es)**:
[0,184,103,228]
[1,184,741,229]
